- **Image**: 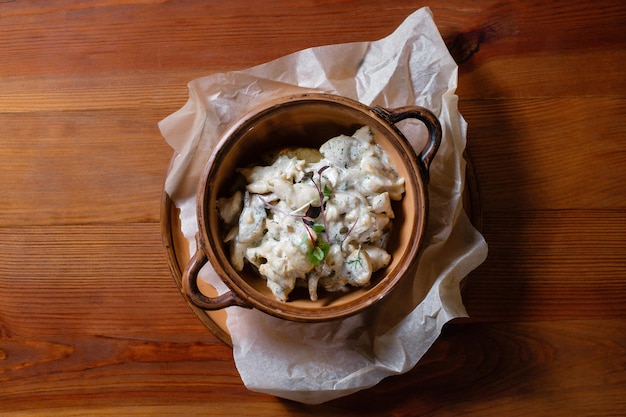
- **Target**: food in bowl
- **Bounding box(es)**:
[217,126,405,302]
[183,93,440,322]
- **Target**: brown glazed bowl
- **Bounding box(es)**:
[182,93,442,322]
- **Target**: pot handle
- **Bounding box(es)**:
[373,105,442,183]
[182,233,250,311]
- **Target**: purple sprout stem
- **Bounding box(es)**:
[257,195,318,247]
[313,167,331,242]
[257,167,333,245]
[257,195,300,219]
[341,216,359,247]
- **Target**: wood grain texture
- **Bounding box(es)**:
[464,210,626,321]
[2,318,625,416]
[462,98,626,211]
[0,111,172,226]
[1,0,626,415]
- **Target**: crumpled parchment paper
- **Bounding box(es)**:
[159,7,488,405]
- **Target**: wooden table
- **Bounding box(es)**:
[2,1,625,415]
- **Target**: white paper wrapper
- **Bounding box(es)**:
[159,7,488,404]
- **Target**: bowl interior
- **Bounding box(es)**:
[202,96,427,320]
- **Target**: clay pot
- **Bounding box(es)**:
[183,93,441,322]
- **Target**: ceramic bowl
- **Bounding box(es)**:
[182,93,441,322]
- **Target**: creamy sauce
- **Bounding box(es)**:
[217,126,405,302]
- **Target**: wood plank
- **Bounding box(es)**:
[0,1,424,77]
[0,72,192,112]
[1,97,624,226]
[1,218,624,337]
[1,1,624,99]
[464,209,626,321]
[457,49,626,98]
[462,97,626,211]
[1,319,624,416]
[2,60,622,223]
[0,202,623,340]
[0,109,173,226]
[333,319,626,416]
[0,223,209,339]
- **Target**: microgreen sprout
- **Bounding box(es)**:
[323,184,332,199]
[257,195,291,217]
[307,240,330,265]
[258,166,357,267]
[341,216,359,247]
[307,166,331,242]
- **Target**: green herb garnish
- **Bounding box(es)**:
[307,241,330,265]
